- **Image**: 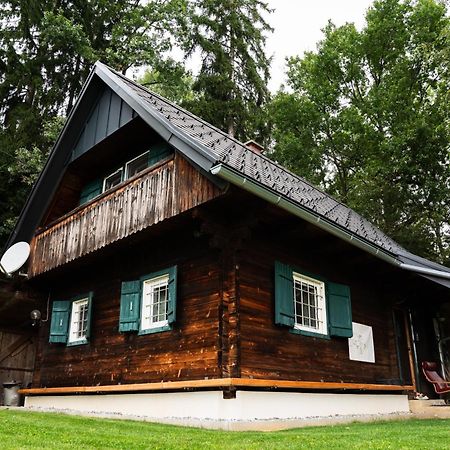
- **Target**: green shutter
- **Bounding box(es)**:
[167,265,178,325]
[49,300,70,343]
[274,261,295,327]
[119,280,141,332]
[79,178,102,205]
[328,282,353,338]
[148,141,172,166]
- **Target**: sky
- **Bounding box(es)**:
[265,0,374,91]
[154,0,376,92]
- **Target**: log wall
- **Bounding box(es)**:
[237,228,403,384]
[29,188,414,390]
[32,229,222,388]
[29,154,223,277]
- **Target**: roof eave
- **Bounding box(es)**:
[210,163,402,266]
[211,163,450,282]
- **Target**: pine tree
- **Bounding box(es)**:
[0,0,187,247]
[185,0,272,143]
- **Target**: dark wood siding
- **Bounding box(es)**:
[32,230,222,388]
[0,329,36,402]
[237,230,402,384]
[29,154,224,277]
[29,188,422,389]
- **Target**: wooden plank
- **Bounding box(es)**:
[0,335,31,364]
[19,377,414,395]
[403,311,417,391]
[94,89,111,143]
[0,366,34,372]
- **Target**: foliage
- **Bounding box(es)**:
[270,0,450,264]
[138,59,197,104]
[0,0,187,248]
[0,410,450,449]
[184,0,273,144]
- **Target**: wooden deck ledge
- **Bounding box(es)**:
[20,378,414,396]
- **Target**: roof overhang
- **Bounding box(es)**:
[210,163,450,287]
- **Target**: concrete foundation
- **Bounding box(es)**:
[24,390,410,430]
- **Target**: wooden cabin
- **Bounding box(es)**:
[5,62,449,426]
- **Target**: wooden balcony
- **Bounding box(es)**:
[28,154,223,277]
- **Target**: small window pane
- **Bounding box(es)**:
[293,273,327,335]
[141,274,169,331]
[104,169,123,191]
[68,298,89,343]
[126,152,149,179]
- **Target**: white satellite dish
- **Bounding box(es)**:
[0,242,30,276]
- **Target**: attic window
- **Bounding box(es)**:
[103,168,123,191]
[125,151,149,178]
[79,142,172,205]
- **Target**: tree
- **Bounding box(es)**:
[138,59,197,105]
[185,0,273,143]
[0,0,187,248]
[270,0,450,264]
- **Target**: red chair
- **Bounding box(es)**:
[421,361,450,394]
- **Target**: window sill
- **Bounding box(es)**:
[138,324,172,335]
[66,338,89,347]
[290,328,330,340]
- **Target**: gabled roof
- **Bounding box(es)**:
[7,62,450,284]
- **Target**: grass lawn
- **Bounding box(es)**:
[0,410,449,450]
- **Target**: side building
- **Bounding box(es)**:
[5,62,449,426]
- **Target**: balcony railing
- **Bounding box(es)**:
[29,155,223,277]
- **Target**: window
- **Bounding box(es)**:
[141,274,169,331]
[119,266,177,334]
[125,151,149,179]
[293,272,327,335]
[274,261,352,339]
[79,141,173,205]
[103,168,123,191]
[68,297,90,344]
[49,293,93,345]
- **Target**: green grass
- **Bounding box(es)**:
[0,410,449,449]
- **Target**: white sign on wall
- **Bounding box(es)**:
[348,322,375,363]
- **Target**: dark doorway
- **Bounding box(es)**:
[393,309,413,386]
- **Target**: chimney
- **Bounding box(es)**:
[244,140,265,155]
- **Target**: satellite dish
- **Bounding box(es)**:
[0,242,30,276]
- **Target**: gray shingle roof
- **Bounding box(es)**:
[116,71,405,256]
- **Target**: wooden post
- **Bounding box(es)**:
[220,252,240,380]
[403,311,417,392]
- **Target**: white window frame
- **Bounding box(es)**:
[293,272,327,336]
[140,274,170,332]
[102,168,123,192]
[125,150,149,179]
[68,297,90,344]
